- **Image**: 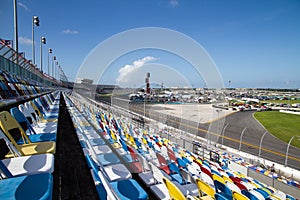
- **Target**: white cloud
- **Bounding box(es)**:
[62,29,79,35]
[19,36,32,45]
[169,0,179,7]
[18,2,30,12]
[115,62,191,88]
[117,56,158,84]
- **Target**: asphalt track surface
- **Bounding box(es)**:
[110,97,300,170]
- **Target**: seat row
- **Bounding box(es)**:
[220,152,300,189]
[64,93,148,199]
[0,92,60,199]
[0,69,52,106]
[65,92,298,200]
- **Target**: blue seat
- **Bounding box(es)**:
[85,155,108,199]
[119,138,129,152]
[97,153,120,166]
[89,138,106,146]
[0,162,53,200]
[86,154,147,200]
[168,162,185,184]
[10,107,56,144]
[242,190,259,200]
[182,156,191,164]
[255,188,269,198]
[177,157,188,169]
[214,180,233,200]
[0,159,13,178]
[215,193,230,200]
[33,99,58,119]
[38,96,59,112]
[110,179,148,200]
[286,194,296,200]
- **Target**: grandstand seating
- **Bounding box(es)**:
[0,129,54,176]
[62,91,299,200]
[0,70,61,199]
[1,66,299,199]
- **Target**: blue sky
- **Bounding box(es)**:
[1,0,300,88]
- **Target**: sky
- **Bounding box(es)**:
[0,0,300,89]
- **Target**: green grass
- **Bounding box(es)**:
[254,111,300,148]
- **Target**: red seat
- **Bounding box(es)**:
[156,152,170,174]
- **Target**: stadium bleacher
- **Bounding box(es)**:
[62,91,299,199]
[0,71,60,198]
[0,66,299,199]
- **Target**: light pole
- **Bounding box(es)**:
[13,0,18,66]
[55,61,58,79]
[32,16,40,65]
[48,48,52,75]
[40,37,46,72]
[143,98,146,117]
[58,65,61,80]
[52,55,56,77]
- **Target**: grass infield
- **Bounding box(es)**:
[254,111,300,148]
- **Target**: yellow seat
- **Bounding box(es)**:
[79,121,91,126]
[141,137,148,145]
[30,101,57,123]
[222,175,233,183]
[212,173,226,184]
[128,134,138,149]
[0,111,56,157]
[261,187,272,195]
[162,177,186,200]
[5,142,56,158]
[269,194,281,200]
[233,191,249,200]
[196,178,215,199]
[109,130,121,148]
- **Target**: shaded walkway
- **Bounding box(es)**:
[53,94,99,199]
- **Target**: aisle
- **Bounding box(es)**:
[53,94,99,200]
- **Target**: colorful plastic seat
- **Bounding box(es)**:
[0,173,53,200]
[0,111,56,157]
[196,178,215,198]
[233,191,250,200]
[162,177,186,200]
[242,190,259,200]
[110,179,148,200]
[214,180,233,200]
[10,107,56,144]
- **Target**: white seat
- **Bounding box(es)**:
[0,129,54,176]
[149,162,170,199]
[226,181,241,193]
[200,171,215,189]
[24,102,58,129]
[137,153,155,187]
[93,145,112,154]
[2,154,54,176]
[250,190,265,200]
[150,184,170,200]
[103,163,132,182]
[273,190,286,200]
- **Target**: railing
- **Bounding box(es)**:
[0,41,60,86]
